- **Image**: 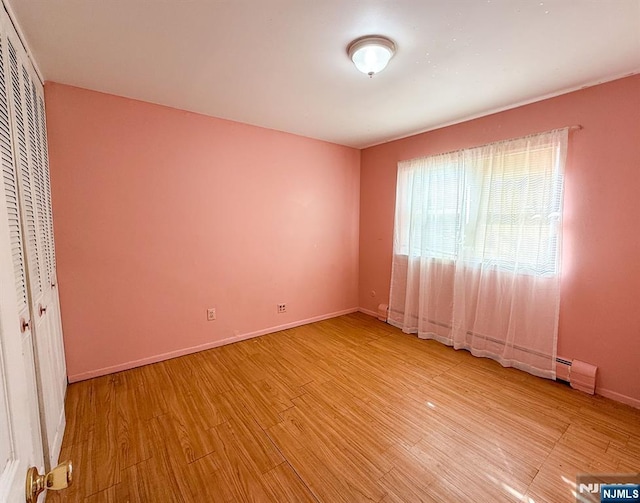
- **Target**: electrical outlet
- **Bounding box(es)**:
[277,303,286,314]
[207,308,216,321]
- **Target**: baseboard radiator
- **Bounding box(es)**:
[378,304,597,394]
[556,357,598,395]
[377,303,389,322]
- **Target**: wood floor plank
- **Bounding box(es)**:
[379,445,439,501]
[62,379,95,447]
[288,394,394,479]
[52,313,640,502]
[82,376,121,497]
[208,422,276,502]
[115,384,154,470]
[82,484,129,503]
[261,462,318,503]
[183,452,230,503]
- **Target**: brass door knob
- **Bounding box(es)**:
[25,460,73,503]
[39,304,47,316]
[20,318,30,333]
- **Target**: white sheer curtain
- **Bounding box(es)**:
[389,129,568,379]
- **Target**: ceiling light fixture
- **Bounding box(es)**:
[347,35,396,77]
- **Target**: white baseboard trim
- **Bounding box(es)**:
[358,307,378,318]
[68,307,359,383]
[596,387,640,409]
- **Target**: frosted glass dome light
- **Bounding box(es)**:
[348,36,396,77]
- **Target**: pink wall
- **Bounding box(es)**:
[359,75,640,406]
[45,83,360,381]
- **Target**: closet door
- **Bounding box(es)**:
[35,79,67,449]
[7,29,66,469]
[0,17,46,500]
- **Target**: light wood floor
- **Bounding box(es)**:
[49,313,640,503]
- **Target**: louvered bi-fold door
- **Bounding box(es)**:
[6,26,67,469]
[0,12,47,501]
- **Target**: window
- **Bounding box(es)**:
[394,130,567,276]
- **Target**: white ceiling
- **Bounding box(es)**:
[7,0,640,148]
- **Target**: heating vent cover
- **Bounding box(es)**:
[555,357,597,395]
